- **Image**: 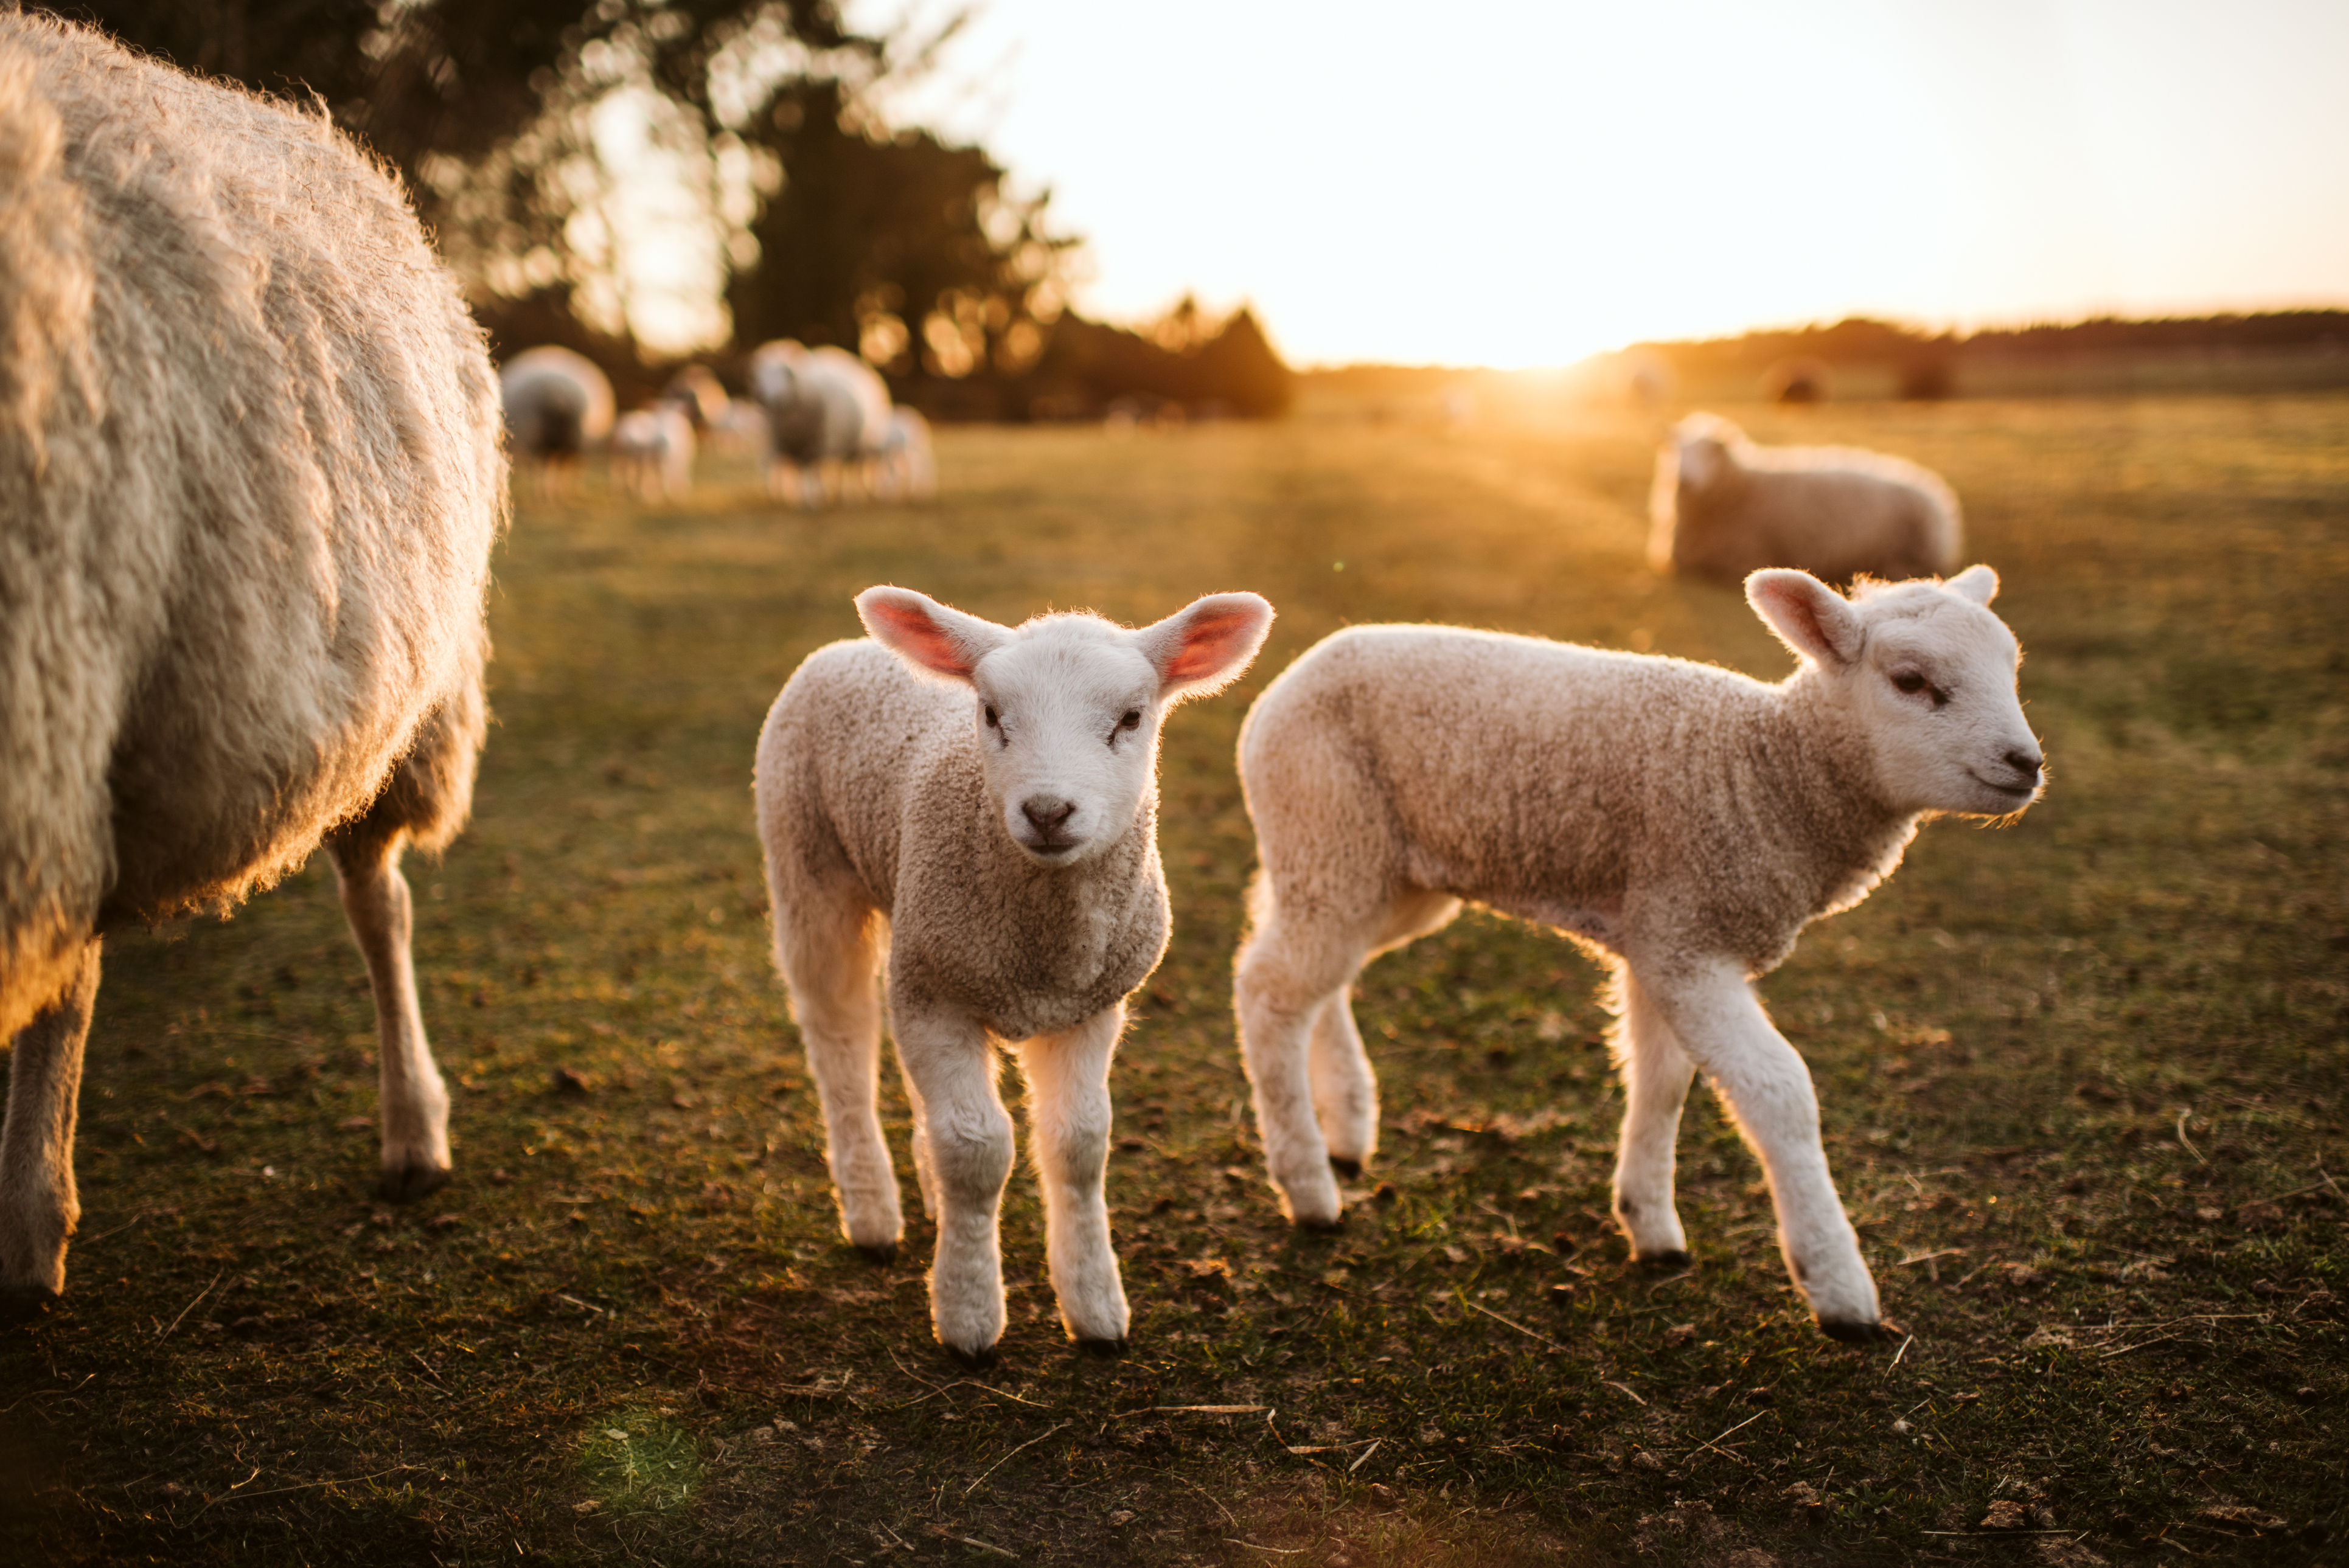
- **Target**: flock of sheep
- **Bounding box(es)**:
[500,338,935,507]
[0,16,2041,1375]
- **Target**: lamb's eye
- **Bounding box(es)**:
[983,705,1000,727]
[1891,673,1928,695]
[1119,710,1142,731]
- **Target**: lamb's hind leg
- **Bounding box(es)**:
[0,942,100,1313]
[1017,1004,1129,1347]
[777,896,902,1258]
[1314,889,1463,1177]
[1609,963,1695,1265]
[329,830,451,1201]
[1236,900,1378,1227]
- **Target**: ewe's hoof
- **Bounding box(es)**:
[1637,1249,1693,1272]
[377,1160,451,1204]
[1818,1315,1904,1345]
[855,1242,899,1266]
[944,1340,1000,1370]
[1073,1336,1128,1359]
[0,1285,60,1323]
[1327,1156,1363,1180]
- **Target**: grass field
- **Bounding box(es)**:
[5,394,2345,1566]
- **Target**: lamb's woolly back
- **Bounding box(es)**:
[0,15,504,1042]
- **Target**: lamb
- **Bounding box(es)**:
[610,404,695,501]
[1230,567,2041,1341]
[756,587,1274,1358]
[0,16,504,1311]
[1650,413,1963,585]
[748,339,893,506]
[499,345,614,496]
[872,407,937,502]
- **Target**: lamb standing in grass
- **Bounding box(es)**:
[1651,413,1963,585]
[1231,568,2041,1341]
[0,16,504,1310]
[610,405,695,501]
[872,407,936,502]
[756,588,1274,1358]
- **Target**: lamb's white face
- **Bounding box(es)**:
[1749,566,2044,819]
[970,638,1164,864]
[855,586,1276,870]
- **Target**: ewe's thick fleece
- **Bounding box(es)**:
[0,16,506,1042]
[1651,415,1962,585]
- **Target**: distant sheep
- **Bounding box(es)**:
[872,407,936,502]
[500,345,614,496]
[1650,413,1963,585]
[1231,567,2041,1341]
[610,405,695,501]
[0,16,504,1311]
[661,364,730,430]
[757,588,1273,1359]
[748,340,892,506]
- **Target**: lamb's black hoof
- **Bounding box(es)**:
[945,1341,1000,1370]
[1819,1316,1904,1346]
[855,1242,899,1266]
[377,1160,451,1204]
[1637,1249,1693,1272]
[1327,1156,1363,1181]
[1074,1336,1129,1359]
[0,1285,60,1323]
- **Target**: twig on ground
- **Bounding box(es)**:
[1684,1410,1766,1465]
[2176,1109,2206,1164]
[157,1270,224,1341]
[962,1420,1070,1497]
[1601,1381,1649,1407]
[1461,1296,1568,1351]
[190,1465,419,1520]
[0,1373,94,1416]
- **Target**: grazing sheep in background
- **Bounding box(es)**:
[0,15,504,1312]
[748,339,892,506]
[757,588,1275,1359]
[610,405,695,501]
[499,345,613,497]
[1650,412,1963,585]
[1231,567,2041,1341]
[661,364,730,430]
[872,407,937,502]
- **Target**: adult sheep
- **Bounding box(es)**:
[748,339,892,506]
[0,16,504,1312]
[500,344,614,496]
[1231,568,2042,1341]
[1650,413,1962,585]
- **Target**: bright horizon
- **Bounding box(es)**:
[854,0,2349,369]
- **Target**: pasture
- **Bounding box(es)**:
[4,394,2344,1565]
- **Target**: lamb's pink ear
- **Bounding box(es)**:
[1132,592,1276,702]
[1747,569,1865,667]
[1944,564,1999,606]
[855,586,1009,682]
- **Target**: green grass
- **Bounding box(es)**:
[5,395,2345,1565]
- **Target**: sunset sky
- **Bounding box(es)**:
[867,0,2349,367]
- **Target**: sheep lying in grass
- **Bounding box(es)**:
[500,345,613,497]
[1651,413,1962,585]
[873,408,936,502]
[757,588,1274,1358]
[611,406,695,501]
[0,16,504,1311]
[1231,567,2041,1341]
[748,340,892,506]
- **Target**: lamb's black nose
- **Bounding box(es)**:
[2003,748,2042,784]
[1022,796,1076,831]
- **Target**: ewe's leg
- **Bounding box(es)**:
[0,943,100,1311]
[1638,959,1886,1339]
[894,996,1014,1359]
[777,900,901,1256]
[1015,1006,1129,1346]
[1307,991,1377,1178]
[1609,964,1696,1264]
[329,833,451,1201]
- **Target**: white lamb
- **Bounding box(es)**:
[872,407,937,502]
[1231,567,2041,1341]
[610,405,695,501]
[0,18,504,1310]
[748,339,893,506]
[756,588,1275,1359]
[1651,413,1963,585]
[500,345,614,497]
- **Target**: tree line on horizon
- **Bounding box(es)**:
[42,0,1292,420]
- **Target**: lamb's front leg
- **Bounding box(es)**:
[1637,957,1888,1341]
[894,996,1014,1361]
[1609,963,1696,1265]
[329,833,450,1201]
[0,942,100,1313]
[1016,1005,1130,1347]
